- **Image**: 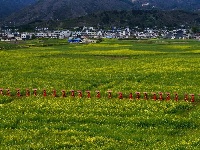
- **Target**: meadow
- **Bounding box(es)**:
[0,38,200,149]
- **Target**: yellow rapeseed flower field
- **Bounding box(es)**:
[1,39,200,149]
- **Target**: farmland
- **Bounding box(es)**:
[1,39,200,149]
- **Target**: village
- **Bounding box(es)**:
[0,26,200,43]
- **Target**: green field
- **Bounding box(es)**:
[1,39,200,149]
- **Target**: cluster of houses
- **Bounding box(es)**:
[0,26,200,43]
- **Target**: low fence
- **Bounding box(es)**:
[0,88,198,102]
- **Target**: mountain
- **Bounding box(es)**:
[0,0,36,20]
[64,10,200,28]
[17,10,200,31]
[131,0,200,11]
[2,0,200,26]
[4,0,134,25]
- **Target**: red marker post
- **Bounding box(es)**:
[61,90,66,98]
[43,89,47,97]
[107,90,112,99]
[0,88,3,95]
[143,92,148,100]
[118,92,123,99]
[77,90,82,98]
[174,93,178,101]
[129,92,133,100]
[159,92,163,101]
[136,92,140,100]
[26,89,30,97]
[184,93,188,101]
[96,90,101,99]
[52,89,56,97]
[190,94,195,102]
[86,90,91,99]
[16,89,21,97]
[33,89,37,96]
[152,92,157,101]
[165,92,170,101]
[70,90,75,98]
[6,89,11,96]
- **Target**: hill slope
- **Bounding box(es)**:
[2,0,200,26]
[4,0,134,25]
[0,0,36,20]
[18,10,200,30]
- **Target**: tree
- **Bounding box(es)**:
[31,34,36,40]
[191,26,199,34]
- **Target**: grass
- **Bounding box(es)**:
[1,38,200,149]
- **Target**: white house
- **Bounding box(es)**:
[36,32,48,38]
[21,33,32,40]
[59,30,72,39]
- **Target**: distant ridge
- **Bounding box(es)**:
[17,10,200,31]
[1,0,200,27]
[4,0,134,25]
